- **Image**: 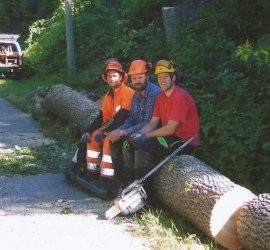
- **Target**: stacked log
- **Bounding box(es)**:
[152,155,269,249]
[43,84,100,132]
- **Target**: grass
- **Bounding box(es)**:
[0,143,75,176]
[129,208,221,250]
[0,77,222,250]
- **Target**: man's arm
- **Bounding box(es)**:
[102,108,129,132]
[140,116,160,134]
[145,120,179,138]
[84,110,103,134]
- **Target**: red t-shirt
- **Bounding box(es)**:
[153,85,200,146]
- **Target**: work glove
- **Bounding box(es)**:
[95,132,106,142]
[128,132,147,148]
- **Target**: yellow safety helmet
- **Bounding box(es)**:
[154,59,176,75]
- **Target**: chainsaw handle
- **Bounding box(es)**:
[121,180,141,197]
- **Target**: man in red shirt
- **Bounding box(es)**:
[130,59,200,159]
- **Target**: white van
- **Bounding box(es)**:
[0,34,23,77]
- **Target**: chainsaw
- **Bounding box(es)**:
[105,135,196,219]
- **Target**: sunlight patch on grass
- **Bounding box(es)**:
[130,209,211,250]
[0,143,75,176]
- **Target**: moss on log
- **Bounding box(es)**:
[152,155,268,249]
[44,84,100,132]
[237,193,270,250]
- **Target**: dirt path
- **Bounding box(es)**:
[0,97,150,250]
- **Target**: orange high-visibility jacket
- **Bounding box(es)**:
[101,83,134,124]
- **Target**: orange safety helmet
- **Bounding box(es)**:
[102,59,125,82]
[128,59,152,75]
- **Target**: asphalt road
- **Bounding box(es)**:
[0,97,53,153]
[0,97,150,250]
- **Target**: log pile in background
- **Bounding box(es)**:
[43,84,100,133]
[152,155,270,250]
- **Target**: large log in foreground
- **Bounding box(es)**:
[152,155,269,250]
[237,193,270,250]
[44,84,100,132]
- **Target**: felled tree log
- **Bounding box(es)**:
[237,193,270,250]
[152,155,269,249]
[44,84,100,132]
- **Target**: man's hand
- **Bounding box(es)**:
[129,132,147,147]
[107,129,121,142]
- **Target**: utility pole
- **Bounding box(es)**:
[65,0,76,82]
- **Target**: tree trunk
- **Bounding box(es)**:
[44,84,100,133]
[152,155,269,249]
[237,193,270,250]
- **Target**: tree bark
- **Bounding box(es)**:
[237,193,270,250]
[152,155,269,249]
[44,84,100,133]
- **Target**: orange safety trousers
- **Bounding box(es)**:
[85,127,114,179]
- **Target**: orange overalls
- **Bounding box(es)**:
[86,83,134,179]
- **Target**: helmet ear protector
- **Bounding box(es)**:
[102,58,125,82]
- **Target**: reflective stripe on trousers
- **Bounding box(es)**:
[86,128,114,177]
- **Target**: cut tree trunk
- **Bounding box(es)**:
[44,84,100,133]
[152,155,269,250]
[237,193,270,250]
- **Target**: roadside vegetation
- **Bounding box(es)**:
[0,0,269,249]
[21,0,270,194]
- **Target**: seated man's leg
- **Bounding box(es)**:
[134,150,153,179]
[93,137,118,191]
[110,139,124,185]
[122,139,135,186]
[85,129,103,181]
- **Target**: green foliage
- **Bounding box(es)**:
[120,0,165,27]
[23,0,165,87]
[0,0,60,45]
[4,0,270,194]
[170,1,270,193]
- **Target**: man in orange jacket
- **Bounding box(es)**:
[66,58,134,189]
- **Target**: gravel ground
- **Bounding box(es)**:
[0,173,150,250]
[0,97,151,250]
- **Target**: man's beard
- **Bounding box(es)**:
[133,83,146,91]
